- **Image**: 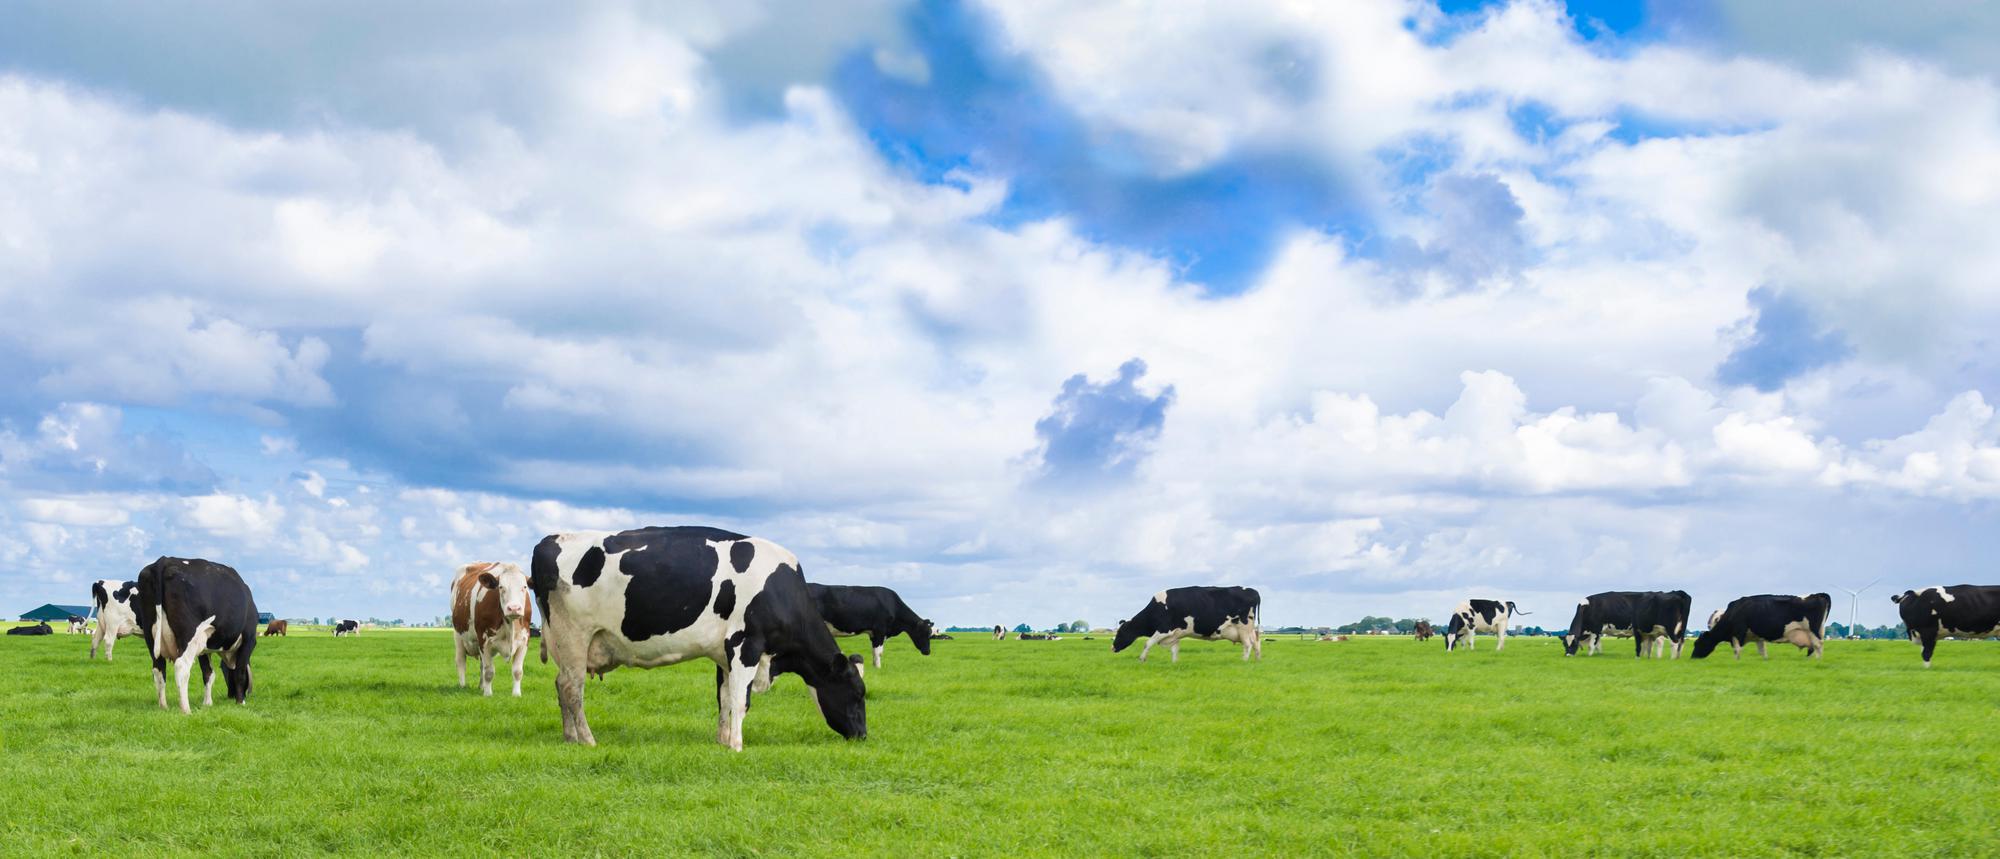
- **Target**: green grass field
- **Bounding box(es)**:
[1,626,1995,856]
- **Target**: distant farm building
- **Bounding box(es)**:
[20,603,93,622]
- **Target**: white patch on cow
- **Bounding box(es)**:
[1577,598,1590,606]
[1152,591,1168,606]
[1926,586,1956,603]
[172,615,216,714]
[871,643,884,669]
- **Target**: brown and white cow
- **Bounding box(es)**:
[450,561,534,697]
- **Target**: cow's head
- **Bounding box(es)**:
[802,652,867,740]
[909,619,935,656]
[1560,633,1581,656]
[1689,627,1728,659]
[479,563,533,623]
[1890,589,1933,636]
[1443,614,1468,650]
[1112,618,1144,652]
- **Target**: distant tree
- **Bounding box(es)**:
[1069,619,1090,633]
[1014,623,1032,634]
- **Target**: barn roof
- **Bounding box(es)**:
[21,603,93,621]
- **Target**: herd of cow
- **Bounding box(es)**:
[27,523,2000,750]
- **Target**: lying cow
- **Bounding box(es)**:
[530,526,866,749]
[262,619,288,637]
[1891,585,2000,667]
[7,622,53,635]
[135,557,258,712]
[1413,620,1433,642]
[90,579,142,661]
[451,561,534,697]
[1562,591,1692,658]
[1445,599,1526,652]
[807,583,933,669]
[1113,586,1262,662]
[332,619,359,636]
[1691,593,1832,660]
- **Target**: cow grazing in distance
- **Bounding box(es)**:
[332,620,359,637]
[1891,585,2000,667]
[1413,620,1434,642]
[135,557,258,713]
[1445,599,1527,652]
[90,579,142,661]
[7,623,53,635]
[530,526,866,749]
[993,625,1005,640]
[66,615,87,634]
[262,619,288,637]
[1112,586,1262,662]
[451,561,535,697]
[1691,593,1832,660]
[807,583,934,669]
[1562,591,1693,658]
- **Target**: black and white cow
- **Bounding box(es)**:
[134,557,258,713]
[7,622,53,635]
[992,624,1005,640]
[332,619,359,636]
[1561,591,1692,658]
[1891,585,2000,667]
[807,583,933,669]
[1445,599,1526,651]
[1112,586,1262,662]
[530,526,866,750]
[1691,593,1832,660]
[90,579,142,661]
[66,615,87,634]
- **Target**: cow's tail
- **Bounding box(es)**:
[1508,601,1530,617]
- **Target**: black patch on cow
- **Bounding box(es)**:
[572,546,607,588]
[713,579,737,619]
[730,540,755,573]
[617,531,727,641]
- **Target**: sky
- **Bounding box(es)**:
[3,0,1999,630]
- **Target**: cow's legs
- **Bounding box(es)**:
[1169,639,1181,663]
[1252,626,1262,661]
[104,633,117,661]
[547,623,595,745]
[1756,641,1768,660]
[1495,626,1506,652]
[153,658,168,709]
[1918,630,1938,667]
[1730,640,1742,660]
[454,636,468,688]
[89,625,102,660]
[199,654,216,707]
[717,661,758,751]
[509,635,527,697]
[870,632,886,669]
[479,647,496,697]
[1138,632,1168,662]
[1670,635,1685,660]
[172,618,215,714]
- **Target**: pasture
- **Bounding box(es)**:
[2,628,1995,856]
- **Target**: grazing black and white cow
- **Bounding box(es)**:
[332,619,359,637]
[1891,585,2000,667]
[1691,593,1832,660]
[7,622,53,635]
[134,557,258,713]
[530,526,867,750]
[90,579,142,661]
[1561,591,1692,658]
[992,625,1005,640]
[807,583,933,669]
[1112,586,1262,662]
[1444,599,1526,651]
[66,615,87,634]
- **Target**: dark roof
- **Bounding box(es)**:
[257,612,275,624]
[22,604,93,621]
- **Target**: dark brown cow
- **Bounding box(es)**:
[451,561,533,697]
[262,619,289,637]
[1413,620,1434,642]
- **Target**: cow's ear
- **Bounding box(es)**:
[478,572,500,590]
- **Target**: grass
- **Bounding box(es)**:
[1,626,1995,856]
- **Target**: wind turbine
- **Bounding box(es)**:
[1838,576,1883,640]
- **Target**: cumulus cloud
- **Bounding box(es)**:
[1030,358,1175,485]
